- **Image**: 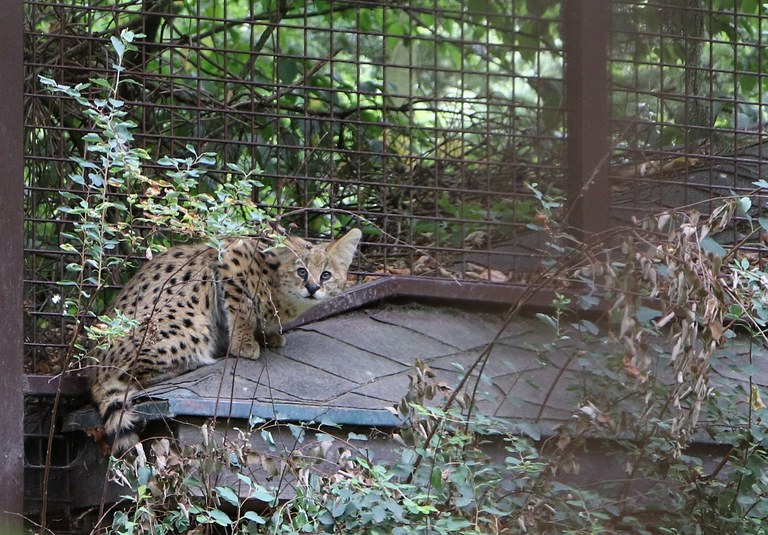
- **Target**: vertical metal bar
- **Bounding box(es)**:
[0,0,25,530]
[563,0,611,235]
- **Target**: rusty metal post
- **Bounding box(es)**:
[563,0,611,235]
[0,0,25,530]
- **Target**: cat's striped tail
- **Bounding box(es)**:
[91,375,143,454]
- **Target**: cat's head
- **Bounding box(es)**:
[277,228,362,307]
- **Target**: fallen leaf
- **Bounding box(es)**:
[623,355,642,378]
[85,426,112,456]
[466,263,509,282]
[463,230,489,250]
[413,255,437,275]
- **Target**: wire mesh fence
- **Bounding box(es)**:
[20,1,768,374]
[23,0,564,376]
[23,396,87,531]
[14,0,768,531]
[609,1,768,238]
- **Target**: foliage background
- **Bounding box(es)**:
[20,1,768,533]
[25,0,768,376]
[24,0,567,373]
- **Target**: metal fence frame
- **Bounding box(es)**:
[1,0,614,522]
[0,0,25,528]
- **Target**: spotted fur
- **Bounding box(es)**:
[91,229,361,452]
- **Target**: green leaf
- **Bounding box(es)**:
[243,511,266,524]
[578,294,600,310]
[700,237,726,257]
[137,466,152,486]
[198,154,216,166]
[287,423,305,442]
[110,35,126,58]
[439,517,472,530]
[87,173,104,187]
[90,78,112,89]
[250,484,275,503]
[738,196,752,214]
[577,318,600,335]
[516,422,541,441]
[636,306,662,323]
[215,485,240,507]
[121,29,140,43]
[208,508,232,526]
[467,0,491,16]
[430,466,443,491]
[535,312,558,332]
[236,473,253,487]
[71,156,98,169]
[261,429,276,450]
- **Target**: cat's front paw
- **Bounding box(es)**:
[233,340,261,360]
[265,333,286,348]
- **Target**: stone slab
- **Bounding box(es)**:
[369,307,532,352]
[65,302,768,441]
[304,312,458,363]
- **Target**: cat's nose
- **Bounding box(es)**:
[305,282,321,296]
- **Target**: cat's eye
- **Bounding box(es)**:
[297,267,308,279]
[320,270,332,281]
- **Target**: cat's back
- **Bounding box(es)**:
[111,243,219,316]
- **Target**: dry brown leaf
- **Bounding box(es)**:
[661,156,700,173]
[466,263,509,282]
[709,320,724,343]
[85,426,112,456]
[463,230,489,250]
[412,255,436,274]
[596,412,613,425]
[623,355,642,378]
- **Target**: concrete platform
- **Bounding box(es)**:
[64,300,768,443]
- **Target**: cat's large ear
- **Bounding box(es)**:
[327,228,362,267]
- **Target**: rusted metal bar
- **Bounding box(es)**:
[0,0,25,529]
[288,277,560,329]
[24,375,90,397]
[563,0,611,235]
